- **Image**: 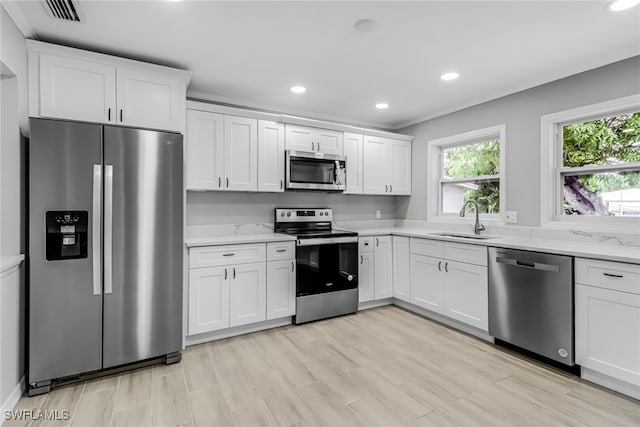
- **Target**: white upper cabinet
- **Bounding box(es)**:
[28,40,190,133]
[363,136,411,195]
[344,133,363,194]
[116,67,183,132]
[363,136,388,194]
[186,110,224,190]
[224,115,258,191]
[285,124,343,154]
[258,120,285,192]
[185,110,257,192]
[39,53,116,124]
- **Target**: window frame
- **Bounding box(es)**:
[540,94,640,231]
[427,124,506,224]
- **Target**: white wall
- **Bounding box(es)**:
[187,192,399,225]
[397,55,640,227]
[0,2,28,413]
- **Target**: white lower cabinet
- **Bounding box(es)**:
[575,258,640,390]
[188,266,230,335]
[266,259,296,320]
[410,254,444,313]
[358,236,392,302]
[392,236,411,302]
[229,262,266,327]
[409,238,488,331]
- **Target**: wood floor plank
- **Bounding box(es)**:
[347,396,405,427]
[113,368,152,413]
[182,344,219,392]
[110,405,152,427]
[188,386,235,427]
[30,383,85,427]
[150,372,191,427]
[70,389,115,427]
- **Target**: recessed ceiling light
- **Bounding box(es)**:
[375,103,389,109]
[290,86,306,94]
[608,0,640,11]
[354,18,376,33]
[441,72,460,81]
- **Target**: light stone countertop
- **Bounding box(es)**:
[355,227,640,265]
[186,233,296,248]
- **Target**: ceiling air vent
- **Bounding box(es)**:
[42,0,83,23]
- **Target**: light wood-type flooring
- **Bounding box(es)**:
[6,306,640,427]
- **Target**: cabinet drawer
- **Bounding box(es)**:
[410,238,444,258]
[190,243,266,269]
[575,258,640,295]
[444,242,487,266]
[267,241,295,261]
[359,237,374,253]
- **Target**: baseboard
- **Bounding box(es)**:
[0,376,25,426]
[184,317,292,346]
[581,367,640,401]
[358,298,393,311]
[392,299,494,343]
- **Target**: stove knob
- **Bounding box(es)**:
[280,212,285,217]
[286,212,291,217]
[319,212,323,216]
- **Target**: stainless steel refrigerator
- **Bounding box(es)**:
[28,118,183,396]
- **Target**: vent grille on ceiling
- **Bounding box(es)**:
[43,0,83,22]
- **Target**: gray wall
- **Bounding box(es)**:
[187,192,399,225]
[0,3,28,408]
[397,56,640,227]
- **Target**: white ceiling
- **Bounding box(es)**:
[5,0,640,129]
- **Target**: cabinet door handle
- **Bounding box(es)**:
[312,142,315,151]
[224,268,227,280]
[444,262,448,273]
[291,262,295,272]
[120,109,123,122]
[603,272,624,278]
[385,184,388,192]
[438,261,442,271]
[360,255,363,264]
[390,184,393,193]
[226,177,229,188]
[317,142,320,151]
[108,108,111,121]
[376,237,379,247]
[280,179,283,189]
[233,267,236,279]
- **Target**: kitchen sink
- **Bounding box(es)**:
[431,232,495,240]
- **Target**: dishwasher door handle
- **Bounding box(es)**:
[495,257,560,273]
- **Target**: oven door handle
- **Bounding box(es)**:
[297,236,358,246]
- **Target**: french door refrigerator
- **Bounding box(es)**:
[28,118,183,396]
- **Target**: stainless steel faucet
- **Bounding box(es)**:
[460,200,486,235]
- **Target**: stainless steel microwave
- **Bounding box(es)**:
[285,150,346,191]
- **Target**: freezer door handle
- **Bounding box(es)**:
[92,165,102,296]
[104,164,114,294]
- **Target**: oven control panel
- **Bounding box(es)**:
[275,208,332,222]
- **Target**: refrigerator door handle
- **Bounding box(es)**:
[104,164,114,294]
[92,165,102,296]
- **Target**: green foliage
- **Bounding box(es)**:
[443,139,501,214]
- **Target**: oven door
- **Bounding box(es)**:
[296,238,358,296]
[286,151,346,191]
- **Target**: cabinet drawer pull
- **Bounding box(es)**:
[120,109,123,122]
[108,108,111,121]
[444,262,448,273]
[291,262,295,272]
[222,253,234,257]
[218,177,221,188]
[438,260,442,271]
[224,268,227,280]
[276,249,287,253]
[233,267,236,279]
[603,272,624,278]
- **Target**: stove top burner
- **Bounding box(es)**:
[274,208,358,239]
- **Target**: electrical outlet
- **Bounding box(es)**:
[375,209,381,219]
[506,211,518,223]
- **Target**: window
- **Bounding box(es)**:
[427,125,505,222]
[541,94,640,228]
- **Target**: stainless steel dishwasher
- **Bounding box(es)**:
[488,247,574,366]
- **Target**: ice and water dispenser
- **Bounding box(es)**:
[45,211,88,260]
